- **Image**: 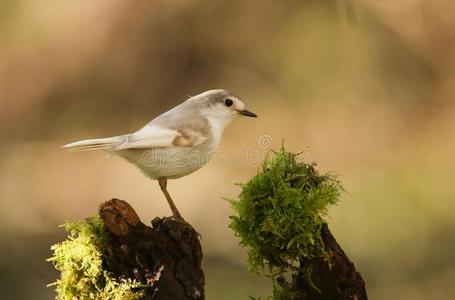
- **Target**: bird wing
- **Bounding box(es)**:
[112,125,207,150]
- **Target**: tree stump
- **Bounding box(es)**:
[95,199,365,300]
[98,198,204,300]
[279,224,367,300]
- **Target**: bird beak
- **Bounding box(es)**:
[237,109,258,118]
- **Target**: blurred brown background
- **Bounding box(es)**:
[1,0,454,299]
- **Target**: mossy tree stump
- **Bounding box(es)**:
[99,198,204,300]
[229,149,368,299]
[49,149,367,300]
[283,223,367,299]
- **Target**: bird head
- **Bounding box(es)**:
[188,89,257,127]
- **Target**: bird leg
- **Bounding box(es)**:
[158,177,183,219]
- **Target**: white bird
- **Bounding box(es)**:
[63,89,257,219]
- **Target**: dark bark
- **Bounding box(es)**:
[279,224,367,300]
[96,199,365,300]
[98,198,204,300]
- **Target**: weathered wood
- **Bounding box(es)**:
[99,198,204,300]
[279,223,367,300]
[96,199,365,300]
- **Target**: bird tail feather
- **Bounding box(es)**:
[62,135,126,152]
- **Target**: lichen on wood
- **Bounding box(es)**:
[47,216,144,300]
[48,199,204,300]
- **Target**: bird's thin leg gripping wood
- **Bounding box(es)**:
[158,178,183,219]
[99,198,204,299]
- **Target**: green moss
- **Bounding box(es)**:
[270,279,304,300]
[47,216,144,300]
[229,148,342,277]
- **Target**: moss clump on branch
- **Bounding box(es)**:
[229,148,342,298]
[47,216,143,300]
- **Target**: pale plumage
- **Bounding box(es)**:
[63,89,257,218]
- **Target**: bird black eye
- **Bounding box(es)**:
[224,98,233,107]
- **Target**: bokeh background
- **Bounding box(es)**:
[1,0,454,299]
